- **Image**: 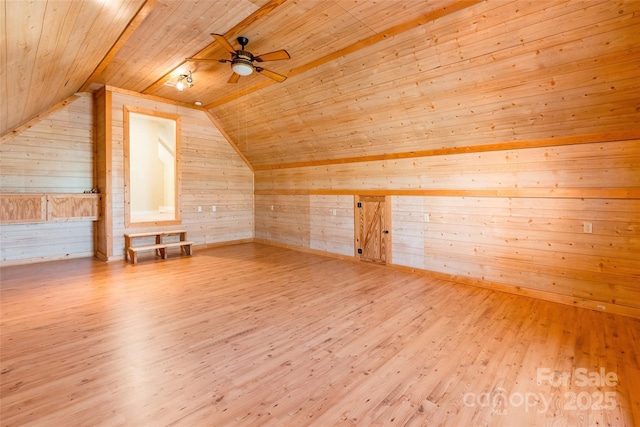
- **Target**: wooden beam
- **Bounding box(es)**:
[79,0,157,92]
[253,129,640,170]
[205,0,483,109]
[254,187,640,200]
[142,0,289,95]
[105,86,206,111]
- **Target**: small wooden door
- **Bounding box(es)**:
[355,196,388,264]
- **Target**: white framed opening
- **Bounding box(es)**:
[124,107,181,227]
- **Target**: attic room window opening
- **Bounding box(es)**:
[124,107,182,227]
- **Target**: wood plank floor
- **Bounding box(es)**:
[1,243,638,426]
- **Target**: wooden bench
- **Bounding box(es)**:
[124,230,193,264]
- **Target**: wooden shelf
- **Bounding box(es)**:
[0,193,99,224]
[0,194,47,224]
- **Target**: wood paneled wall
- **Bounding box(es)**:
[255,195,310,248]
[256,139,640,193]
[103,89,254,259]
[310,195,354,256]
[1,88,254,265]
[255,194,354,258]
[254,136,640,317]
[0,96,95,264]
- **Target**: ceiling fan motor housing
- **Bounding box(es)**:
[232,51,255,75]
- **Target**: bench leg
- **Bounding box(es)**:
[124,236,131,262]
[160,247,167,259]
[184,244,192,256]
[128,249,137,265]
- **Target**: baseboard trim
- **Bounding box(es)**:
[0,252,95,267]
[253,238,357,262]
[194,238,255,250]
[254,239,640,319]
[1,239,257,267]
[388,264,640,319]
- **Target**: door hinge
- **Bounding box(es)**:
[357,248,363,254]
[357,202,362,208]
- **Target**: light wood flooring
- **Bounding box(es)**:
[1,243,638,426]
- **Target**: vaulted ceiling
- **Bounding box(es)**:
[2,0,639,169]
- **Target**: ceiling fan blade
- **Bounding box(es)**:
[228,72,241,83]
[254,50,291,62]
[186,57,226,63]
[255,67,287,83]
[211,33,236,54]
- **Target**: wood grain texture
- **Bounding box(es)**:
[211,0,640,168]
[5,0,640,170]
[309,195,354,256]
[1,243,638,425]
[46,194,99,222]
[143,0,285,96]
[253,135,640,314]
[80,0,158,92]
[0,194,46,224]
[94,87,113,261]
[105,90,254,259]
[0,0,145,136]
[392,196,426,270]
[256,187,640,199]
[1,87,254,265]
[356,196,387,264]
[257,194,640,313]
[255,194,310,248]
[255,139,640,194]
[204,0,479,109]
[0,96,95,264]
[253,130,640,171]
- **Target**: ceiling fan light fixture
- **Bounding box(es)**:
[232,58,254,76]
[195,33,289,83]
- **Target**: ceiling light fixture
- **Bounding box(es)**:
[231,52,254,76]
[176,71,194,91]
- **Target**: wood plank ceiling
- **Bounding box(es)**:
[2,0,639,168]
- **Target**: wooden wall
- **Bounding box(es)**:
[102,89,254,260]
[94,88,111,260]
[0,96,95,264]
[254,136,640,317]
[1,89,254,265]
[249,0,640,317]
[256,194,353,256]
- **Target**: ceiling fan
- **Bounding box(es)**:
[187,33,290,83]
